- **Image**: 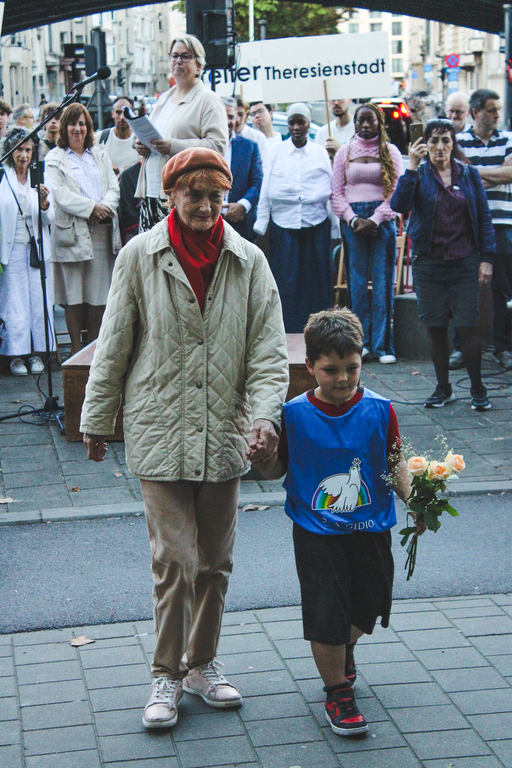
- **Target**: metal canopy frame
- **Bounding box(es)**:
[0,0,506,36]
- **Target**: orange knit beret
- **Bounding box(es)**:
[162,147,232,192]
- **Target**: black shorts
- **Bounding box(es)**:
[292,523,394,645]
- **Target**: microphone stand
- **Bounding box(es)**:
[0,77,100,430]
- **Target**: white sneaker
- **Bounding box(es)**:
[183,659,242,708]
[28,356,45,374]
[362,347,370,358]
[10,358,28,376]
[142,677,183,729]
[379,355,397,365]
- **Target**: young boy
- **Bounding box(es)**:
[248,308,424,737]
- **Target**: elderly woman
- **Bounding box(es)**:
[331,103,402,364]
[254,102,332,332]
[135,34,228,231]
[45,104,120,357]
[80,148,288,730]
[0,126,54,376]
[391,119,495,410]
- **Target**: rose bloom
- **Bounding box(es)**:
[428,460,452,481]
[408,456,428,476]
[445,451,465,473]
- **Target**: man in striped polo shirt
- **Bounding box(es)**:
[458,89,512,371]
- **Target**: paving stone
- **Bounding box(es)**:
[405,729,490,759]
[227,670,297,698]
[284,656,320,680]
[272,638,311,659]
[94,708,146,737]
[356,624,400,644]
[398,628,472,650]
[431,666,509,692]
[356,641,416,664]
[25,752,102,768]
[391,601,438,613]
[262,620,303,641]
[256,606,302,623]
[12,629,70,646]
[0,645,13,657]
[16,661,81,685]
[372,682,451,709]
[7,486,71,513]
[217,632,273,655]
[173,710,245,741]
[59,459,120,477]
[434,598,497,610]
[472,635,512,656]
[0,678,15,697]
[83,664,148,690]
[450,688,512,715]
[422,758,504,768]
[77,636,138,650]
[415,646,489,671]
[326,718,407,752]
[19,679,87,707]
[493,595,512,606]
[99,731,175,762]
[175,734,254,768]
[221,611,258,626]
[441,606,506,619]
[0,720,20,746]
[389,703,469,733]
[71,487,137,507]
[0,657,14,677]
[255,740,339,768]
[220,623,264,637]
[238,692,310,722]
[24,724,96,755]
[469,712,512,741]
[0,744,23,768]
[64,473,128,491]
[0,697,17,722]
[354,660,431,686]
[105,761,178,768]
[4,471,61,489]
[338,747,423,768]
[245,715,321,747]
[450,616,512,636]
[489,655,512,676]
[310,696,389,727]
[21,701,93,731]
[219,650,284,675]
[89,684,147,712]
[488,739,512,765]
[389,611,452,631]
[79,645,144,669]
[14,643,76,666]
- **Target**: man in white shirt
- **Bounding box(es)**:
[235,97,267,161]
[315,99,355,159]
[96,96,139,175]
[249,102,282,147]
[446,91,472,134]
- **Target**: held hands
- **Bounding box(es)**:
[150,139,172,156]
[408,136,428,171]
[135,140,151,159]
[246,419,279,464]
[479,261,493,285]
[88,203,112,224]
[353,218,378,238]
[223,203,246,224]
[325,137,341,158]
[83,434,108,462]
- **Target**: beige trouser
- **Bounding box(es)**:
[140,477,240,679]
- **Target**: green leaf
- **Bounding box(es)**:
[445,504,459,517]
[399,526,416,547]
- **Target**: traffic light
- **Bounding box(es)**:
[63,44,98,83]
[186,0,236,70]
[117,68,126,88]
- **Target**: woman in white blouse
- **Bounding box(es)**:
[0,127,54,376]
[254,103,332,332]
[45,104,120,357]
[134,34,228,231]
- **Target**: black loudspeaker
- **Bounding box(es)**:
[186,0,236,70]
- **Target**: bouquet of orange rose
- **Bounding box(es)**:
[400,451,465,580]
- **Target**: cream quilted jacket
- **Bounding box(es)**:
[80,218,289,482]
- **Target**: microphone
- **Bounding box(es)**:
[72,66,112,91]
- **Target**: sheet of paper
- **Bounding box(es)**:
[123,107,162,153]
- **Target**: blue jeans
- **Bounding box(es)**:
[342,202,396,357]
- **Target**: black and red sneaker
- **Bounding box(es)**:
[324,682,369,736]
[345,641,357,689]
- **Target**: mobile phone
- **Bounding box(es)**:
[409,123,424,145]
[29,160,45,188]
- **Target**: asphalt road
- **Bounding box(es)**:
[1,493,511,634]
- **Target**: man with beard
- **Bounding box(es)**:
[96,96,139,175]
[315,98,355,160]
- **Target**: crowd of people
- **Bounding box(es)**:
[3,32,512,744]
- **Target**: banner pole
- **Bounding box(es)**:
[323,79,331,138]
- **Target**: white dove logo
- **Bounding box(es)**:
[315,458,370,514]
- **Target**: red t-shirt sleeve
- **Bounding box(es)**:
[387,405,401,455]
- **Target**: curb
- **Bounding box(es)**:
[1,483,510,527]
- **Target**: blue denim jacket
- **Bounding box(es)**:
[390,161,496,263]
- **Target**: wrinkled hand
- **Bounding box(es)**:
[135,140,151,158]
[88,203,112,224]
[408,136,428,171]
[224,203,246,223]
[246,419,279,463]
[38,184,50,209]
[325,137,341,158]
[354,218,378,237]
[83,434,108,462]
[150,139,171,156]
[479,261,493,285]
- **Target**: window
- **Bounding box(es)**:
[75,35,83,43]
[48,26,53,52]
[349,23,359,34]
[370,23,382,32]
[392,58,403,73]
[392,22,402,36]
[60,31,68,50]
[392,13,402,17]
[369,11,382,17]
[392,40,402,54]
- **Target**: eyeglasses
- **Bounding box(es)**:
[446,109,466,117]
[249,108,267,118]
[169,52,195,62]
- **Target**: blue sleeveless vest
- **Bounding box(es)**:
[283,388,396,535]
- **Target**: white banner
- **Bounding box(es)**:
[203,33,390,102]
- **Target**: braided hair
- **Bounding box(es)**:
[350,103,397,199]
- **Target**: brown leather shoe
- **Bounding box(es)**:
[142,677,183,729]
[183,660,242,708]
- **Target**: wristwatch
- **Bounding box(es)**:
[350,216,359,230]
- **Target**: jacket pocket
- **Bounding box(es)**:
[54,219,78,248]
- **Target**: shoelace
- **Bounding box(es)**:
[328,689,360,719]
[152,676,180,702]
[197,660,229,686]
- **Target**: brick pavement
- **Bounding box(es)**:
[1,595,512,767]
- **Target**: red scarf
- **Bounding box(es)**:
[167,208,224,311]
